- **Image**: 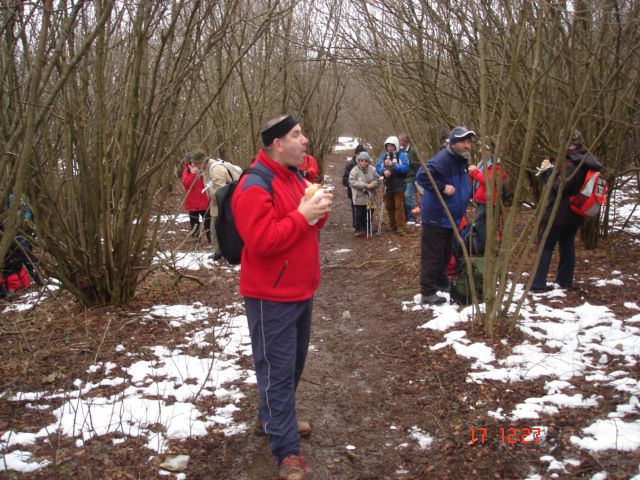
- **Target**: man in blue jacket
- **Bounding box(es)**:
[416,126,475,305]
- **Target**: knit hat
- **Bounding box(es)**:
[261,115,299,147]
[569,130,584,147]
[449,126,476,145]
[355,144,366,154]
[357,152,370,162]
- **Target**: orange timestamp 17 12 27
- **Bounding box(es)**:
[469,426,543,445]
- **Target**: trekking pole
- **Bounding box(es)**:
[377,182,385,235]
[366,193,372,238]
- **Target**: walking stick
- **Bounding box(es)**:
[366,192,373,238]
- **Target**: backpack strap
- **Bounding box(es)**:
[243,167,274,195]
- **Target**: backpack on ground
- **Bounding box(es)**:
[449,256,484,306]
[214,168,273,265]
[569,169,608,218]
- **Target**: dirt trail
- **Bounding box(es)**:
[234,153,507,479]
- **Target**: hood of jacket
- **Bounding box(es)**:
[383,136,400,152]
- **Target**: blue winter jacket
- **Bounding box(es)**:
[376,151,409,193]
[416,147,472,229]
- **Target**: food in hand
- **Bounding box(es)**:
[304,183,324,202]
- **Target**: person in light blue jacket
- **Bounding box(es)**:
[376,136,409,233]
[416,126,474,305]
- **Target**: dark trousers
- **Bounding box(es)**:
[354,205,375,233]
[532,224,579,289]
[351,203,357,230]
[475,203,487,255]
[245,297,313,463]
[188,210,211,244]
[420,224,454,295]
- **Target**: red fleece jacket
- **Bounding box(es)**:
[182,164,209,212]
[470,164,506,205]
[232,150,328,302]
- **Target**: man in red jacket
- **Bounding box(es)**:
[232,115,332,480]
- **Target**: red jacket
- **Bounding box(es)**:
[182,164,209,212]
[470,163,506,205]
[300,154,320,183]
[232,150,328,302]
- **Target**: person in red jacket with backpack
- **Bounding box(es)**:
[531,130,603,293]
[181,151,211,246]
[232,115,332,480]
[468,141,507,255]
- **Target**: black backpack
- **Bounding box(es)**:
[214,168,273,264]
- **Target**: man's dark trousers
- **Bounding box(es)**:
[245,297,313,462]
[420,224,454,295]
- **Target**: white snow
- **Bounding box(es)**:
[0,303,253,472]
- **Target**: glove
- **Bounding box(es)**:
[535,159,553,176]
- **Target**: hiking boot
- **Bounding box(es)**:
[421,293,446,305]
[208,251,223,261]
[254,418,312,437]
[278,455,310,480]
[530,284,553,293]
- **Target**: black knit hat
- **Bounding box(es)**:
[355,144,366,154]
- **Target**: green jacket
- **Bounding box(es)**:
[403,145,421,182]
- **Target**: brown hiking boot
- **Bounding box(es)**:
[254,418,312,437]
[278,455,310,480]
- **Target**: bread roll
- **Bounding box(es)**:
[304,183,323,201]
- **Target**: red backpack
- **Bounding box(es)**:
[569,169,608,218]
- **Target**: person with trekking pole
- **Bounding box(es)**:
[232,115,333,480]
[348,151,380,238]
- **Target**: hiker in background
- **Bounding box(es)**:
[531,130,603,293]
[398,133,421,224]
[203,155,242,261]
[343,144,366,231]
[182,151,210,248]
[232,115,332,480]
[468,140,507,255]
[376,136,409,234]
[300,153,320,184]
[349,152,380,237]
[416,126,475,305]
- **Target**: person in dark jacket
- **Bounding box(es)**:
[376,136,409,233]
[399,133,421,223]
[531,131,603,292]
[416,126,475,305]
[343,144,366,230]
